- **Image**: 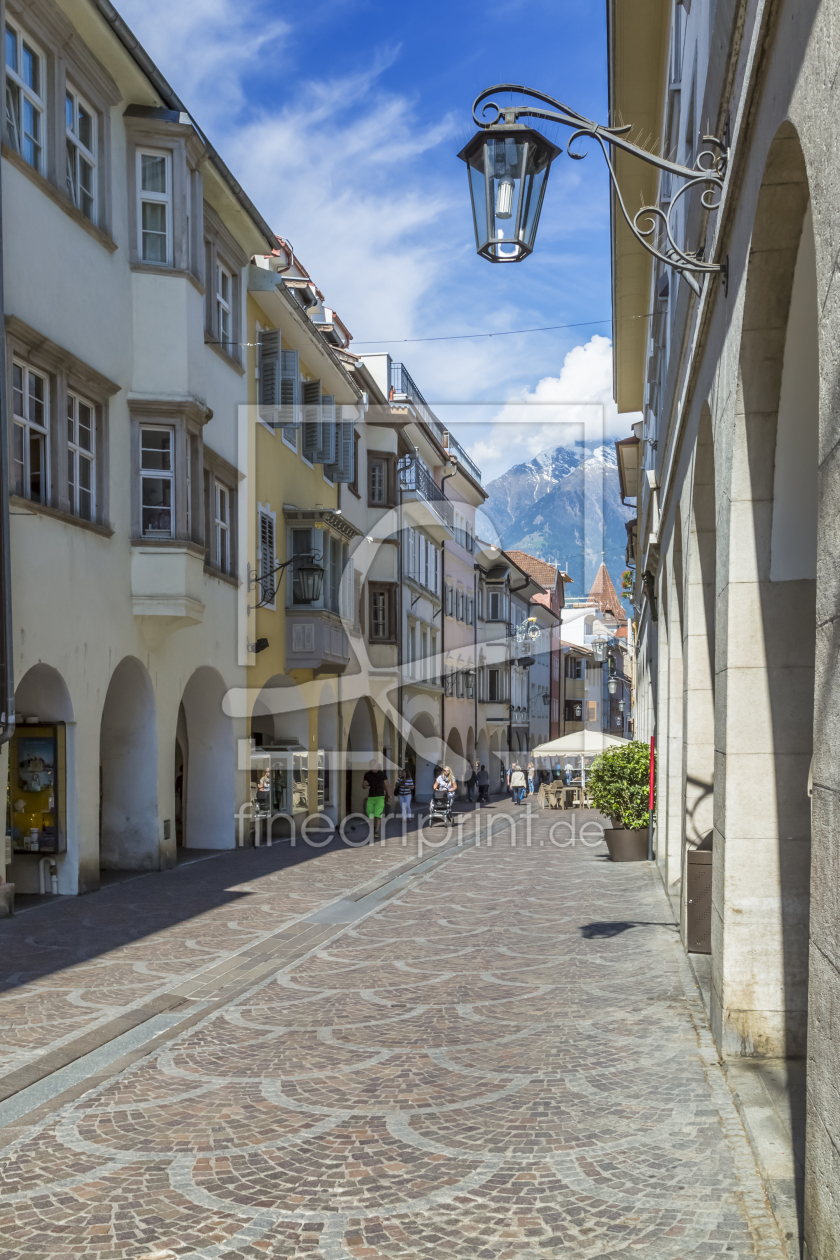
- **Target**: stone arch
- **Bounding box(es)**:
[716,120,814,1060]
[180,666,235,849]
[16,663,73,723]
[445,726,465,789]
[477,728,489,776]
[99,657,158,870]
[407,710,438,803]
[346,696,378,815]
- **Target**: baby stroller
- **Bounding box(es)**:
[428,788,454,826]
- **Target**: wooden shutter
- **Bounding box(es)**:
[259,510,276,606]
[302,380,322,460]
[279,349,300,434]
[258,330,280,419]
[326,408,355,483]
[314,393,336,464]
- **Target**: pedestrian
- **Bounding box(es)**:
[435,765,457,805]
[466,762,477,802]
[510,764,527,804]
[396,768,414,821]
[564,761,573,786]
[363,759,391,841]
[506,763,513,799]
[527,761,536,794]
[476,763,489,802]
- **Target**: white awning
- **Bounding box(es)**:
[530,730,632,758]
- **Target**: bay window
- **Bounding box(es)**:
[67,392,95,520]
[5,22,44,173]
[66,88,96,221]
[12,362,48,502]
[140,427,174,536]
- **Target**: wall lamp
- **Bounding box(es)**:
[458,84,728,294]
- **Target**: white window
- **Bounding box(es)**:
[258,507,276,608]
[67,392,94,520]
[186,435,193,538]
[137,149,172,264]
[215,481,230,573]
[5,22,44,173]
[216,263,232,354]
[12,362,48,502]
[66,88,96,221]
[140,426,174,536]
[488,591,501,620]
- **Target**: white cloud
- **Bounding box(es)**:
[462,335,641,483]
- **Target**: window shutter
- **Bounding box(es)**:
[259,510,276,606]
[302,380,322,460]
[434,547,439,594]
[258,330,280,417]
[280,350,300,432]
[314,393,336,464]
[326,406,355,482]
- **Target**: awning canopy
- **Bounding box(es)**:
[531,730,632,758]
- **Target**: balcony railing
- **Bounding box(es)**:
[398,455,454,529]
[390,362,482,484]
[445,432,482,484]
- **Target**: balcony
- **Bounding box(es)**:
[285,610,350,673]
[398,455,454,541]
[390,363,482,484]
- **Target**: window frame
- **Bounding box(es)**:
[368,581,397,644]
[215,262,233,356]
[12,359,49,504]
[214,478,231,574]
[366,449,397,508]
[136,147,173,266]
[5,19,46,174]
[65,83,96,222]
[66,388,95,521]
[139,424,175,539]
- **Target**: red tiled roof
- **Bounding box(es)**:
[506,550,559,588]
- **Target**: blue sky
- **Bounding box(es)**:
[117,0,632,481]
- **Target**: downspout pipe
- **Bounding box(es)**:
[0,150,13,746]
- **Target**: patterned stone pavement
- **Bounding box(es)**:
[0,806,788,1259]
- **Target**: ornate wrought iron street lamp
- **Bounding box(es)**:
[249,550,324,610]
[459,84,728,293]
[608,677,618,696]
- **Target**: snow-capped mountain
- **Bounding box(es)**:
[477,441,634,599]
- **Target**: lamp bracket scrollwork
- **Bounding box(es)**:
[472,84,729,296]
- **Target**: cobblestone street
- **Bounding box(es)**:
[0,806,787,1259]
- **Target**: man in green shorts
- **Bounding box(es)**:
[363,759,391,841]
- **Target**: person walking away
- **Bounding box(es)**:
[476,763,489,803]
[510,764,527,804]
[396,769,414,821]
[363,760,391,841]
[466,762,477,802]
[527,762,536,794]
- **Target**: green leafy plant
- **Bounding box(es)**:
[587,741,652,829]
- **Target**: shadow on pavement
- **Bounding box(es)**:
[579,920,678,938]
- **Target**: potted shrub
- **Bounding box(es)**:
[587,741,651,862]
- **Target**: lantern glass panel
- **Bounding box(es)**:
[460,126,559,263]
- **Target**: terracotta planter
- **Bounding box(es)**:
[604,828,649,862]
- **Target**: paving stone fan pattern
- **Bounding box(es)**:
[0,825,785,1258]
